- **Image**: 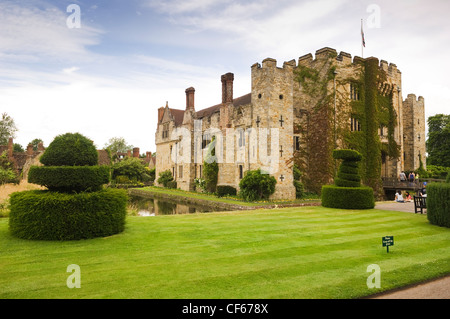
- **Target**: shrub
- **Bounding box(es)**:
[28,165,110,192]
[194,178,206,192]
[293,164,304,199]
[203,137,218,193]
[294,180,304,198]
[239,169,276,202]
[0,167,17,185]
[321,185,375,209]
[216,185,237,197]
[40,132,98,166]
[9,188,127,240]
[148,168,156,183]
[322,149,374,209]
[157,170,174,188]
[166,180,177,189]
[112,157,148,183]
[426,183,450,228]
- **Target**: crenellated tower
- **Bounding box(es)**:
[251,58,296,200]
[402,94,426,171]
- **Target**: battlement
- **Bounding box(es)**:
[405,94,425,103]
[252,57,297,71]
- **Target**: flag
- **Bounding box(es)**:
[361,20,366,47]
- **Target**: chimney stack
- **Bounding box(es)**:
[221,73,234,103]
[133,147,140,158]
[185,87,195,111]
[8,138,13,158]
[27,143,33,156]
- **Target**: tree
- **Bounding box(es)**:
[111,157,150,183]
[29,138,44,151]
[104,137,133,154]
[13,143,24,153]
[0,113,18,145]
[426,114,450,167]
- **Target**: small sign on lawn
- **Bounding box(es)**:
[382,236,394,253]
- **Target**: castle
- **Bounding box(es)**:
[155,47,426,200]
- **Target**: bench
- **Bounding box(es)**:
[413,196,426,214]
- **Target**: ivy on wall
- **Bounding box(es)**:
[295,55,400,196]
[294,54,337,194]
[343,58,400,197]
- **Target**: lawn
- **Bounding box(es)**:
[0,206,449,299]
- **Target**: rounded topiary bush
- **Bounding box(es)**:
[9,132,127,240]
[39,132,98,166]
[322,149,374,209]
[28,165,110,192]
[9,188,127,240]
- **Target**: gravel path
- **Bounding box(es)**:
[369,275,450,299]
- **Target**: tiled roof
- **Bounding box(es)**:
[169,108,185,126]
[196,93,251,119]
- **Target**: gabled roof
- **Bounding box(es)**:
[161,93,252,126]
[169,108,185,126]
[196,93,251,119]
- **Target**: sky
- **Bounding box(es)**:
[1,0,449,153]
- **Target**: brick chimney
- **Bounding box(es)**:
[7,138,13,158]
[146,151,152,160]
[185,87,195,111]
[27,143,33,156]
[221,73,234,103]
[133,147,140,158]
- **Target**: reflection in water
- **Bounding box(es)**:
[128,195,216,216]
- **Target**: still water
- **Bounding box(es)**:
[128,195,219,216]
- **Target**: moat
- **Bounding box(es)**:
[128,194,225,216]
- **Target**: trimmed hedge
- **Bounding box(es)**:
[40,133,98,166]
[426,183,450,228]
[216,185,237,197]
[28,165,110,192]
[321,185,375,209]
[334,178,361,188]
[9,188,127,240]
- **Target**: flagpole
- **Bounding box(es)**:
[361,19,364,58]
[361,19,363,58]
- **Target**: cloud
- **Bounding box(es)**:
[0,1,103,63]
[62,66,80,74]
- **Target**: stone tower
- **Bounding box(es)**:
[251,58,296,200]
[402,94,426,171]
